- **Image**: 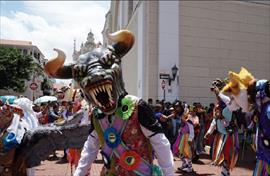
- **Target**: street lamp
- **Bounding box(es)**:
[159,64,179,101]
[169,64,179,85]
[159,64,179,86]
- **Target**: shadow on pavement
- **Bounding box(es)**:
[176,169,215,176]
[236,147,256,171]
[193,159,205,165]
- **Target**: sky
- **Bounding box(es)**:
[0,1,111,84]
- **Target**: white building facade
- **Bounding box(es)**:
[105,1,270,105]
[0,39,47,100]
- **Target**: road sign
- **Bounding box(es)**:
[30,82,38,90]
[161,80,166,90]
[159,73,170,80]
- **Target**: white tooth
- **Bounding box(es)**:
[108,90,112,99]
[93,89,97,96]
[98,86,102,92]
[105,85,110,94]
[105,85,111,97]
[90,91,98,105]
[109,85,112,92]
[95,87,99,94]
[89,91,94,98]
[102,85,106,92]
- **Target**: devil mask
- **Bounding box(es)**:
[44,30,135,115]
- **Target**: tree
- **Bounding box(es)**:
[0,47,36,92]
[41,77,54,95]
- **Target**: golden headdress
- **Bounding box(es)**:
[222,67,255,96]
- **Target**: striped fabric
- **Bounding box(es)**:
[177,134,192,159]
[212,133,239,170]
[253,160,270,176]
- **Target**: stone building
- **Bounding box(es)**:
[0,39,48,100]
[104,1,270,105]
[73,30,101,61]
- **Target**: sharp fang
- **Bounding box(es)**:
[90,92,98,105]
[93,88,97,96]
[108,89,112,99]
[105,85,110,96]
[98,86,102,92]
[109,85,112,92]
[95,87,99,94]
[105,85,109,93]
[102,85,106,92]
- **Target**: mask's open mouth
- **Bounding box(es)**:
[87,80,116,112]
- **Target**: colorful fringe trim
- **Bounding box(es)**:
[173,133,192,159]
[253,160,270,176]
[212,132,239,170]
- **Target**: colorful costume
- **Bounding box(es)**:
[0,98,89,176]
[205,79,240,176]
[173,110,194,173]
[222,67,270,176]
[44,30,174,176]
[206,105,239,176]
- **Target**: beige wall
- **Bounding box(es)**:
[179,1,270,105]
[122,8,139,96]
[106,1,270,105]
[145,1,159,100]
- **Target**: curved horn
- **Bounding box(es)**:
[108,30,135,58]
[44,48,73,79]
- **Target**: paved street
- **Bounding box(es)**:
[35,148,254,176]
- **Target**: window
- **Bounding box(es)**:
[23,49,27,55]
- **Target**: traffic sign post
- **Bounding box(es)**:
[30,82,38,101]
[30,82,38,90]
[161,80,166,90]
[161,80,166,101]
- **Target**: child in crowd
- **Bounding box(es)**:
[173,108,195,173]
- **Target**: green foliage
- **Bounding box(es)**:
[41,77,54,95]
[0,47,36,92]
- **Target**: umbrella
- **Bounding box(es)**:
[34,96,57,105]
[0,95,17,104]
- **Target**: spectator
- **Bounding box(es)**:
[154,103,175,143]
[172,100,184,143]
[188,106,200,160]
[173,109,195,173]
[48,103,60,124]
[195,103,207,154]
[47,102,60,159]
[62,101,73,120]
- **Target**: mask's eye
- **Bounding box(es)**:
[100,51,115,68]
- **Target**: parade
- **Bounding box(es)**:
[1,1,270,176]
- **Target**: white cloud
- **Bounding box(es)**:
[0,1,110,63]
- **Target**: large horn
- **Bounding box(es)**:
[44,48,73,79]
[107,30,135,58]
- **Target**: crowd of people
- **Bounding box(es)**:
[0,87,93,175]
[0,85,254,175]
[146,87,253,175]
[1,29,269,176]
[0,82,258,176]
